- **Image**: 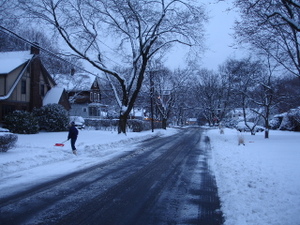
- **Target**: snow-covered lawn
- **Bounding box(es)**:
[0,127,299,225]
[207,128,300,225]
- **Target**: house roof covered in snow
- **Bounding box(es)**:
[186,118,197,122]
[53,73,100,91]
[43,87,64,106]
[0,51,33,74]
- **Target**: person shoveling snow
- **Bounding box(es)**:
[67,122,78,155]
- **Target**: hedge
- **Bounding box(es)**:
[0,133,18,152]
[84,119,162,132]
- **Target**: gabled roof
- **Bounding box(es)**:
[43,87,64,106]
[53,73,100,92]
[0,51,33,74]
[0,51,33,101]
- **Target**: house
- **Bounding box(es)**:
[226,108,244,120]
[0,46,70,122]
[131,108,146,120]
[186,118,198,125]
[54,73,107,118]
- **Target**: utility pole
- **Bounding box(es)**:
[150,71,154,132]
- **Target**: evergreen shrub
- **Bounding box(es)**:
[33,104,69,132]
[4,110,39,134]
[127,119,144,132]
[0,133,18,152]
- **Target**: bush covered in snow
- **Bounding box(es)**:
[274,107,300,131]
[127,119,162,132]
[33,104,69,132]
[4,111,39,134]
[235,121,264,134]
[0,132,18,152]
[269,117,281,130]
[128,119,145,132]
[279,110,300,131]
[85,119,118,130]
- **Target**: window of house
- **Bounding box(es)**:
[21,80,26,94]
[89,107,96,116]
[94,93,97,102]
[40,84,45,96]
[90,92,93,102]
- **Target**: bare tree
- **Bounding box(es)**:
[152,68,190,129]
[0,0,16,21]
[234,0,300,77]
[16,0,207,133]
[192,69,223,126]
[276,76,300,112]
[0,1,24,51]
[220,58,265,134]
[250,56,283,138]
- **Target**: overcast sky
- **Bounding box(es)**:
[82,0,246,74]
[166,0,247,71]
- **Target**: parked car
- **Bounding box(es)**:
[70,116,85,129]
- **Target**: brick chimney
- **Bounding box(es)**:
[30,42,40,55]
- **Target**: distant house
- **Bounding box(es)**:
[226,108,244,120]
[0,46,70,122]
[131,108,146,120]
[54,73,107,118]
[186,118,198,125]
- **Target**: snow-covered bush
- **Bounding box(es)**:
[269,117,281,129]
[4,111,39,134]
[127,119,162,132]
[128,119,144,132]
[277,108,300,131]
[33,104,69,132]
[0,132,18,152]
[85,119,118,130]
[235,121,264,133]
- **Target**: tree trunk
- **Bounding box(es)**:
[118,114,128,134]
[265,129,269,139]
[265,110,270,139]
[162,118,167,130]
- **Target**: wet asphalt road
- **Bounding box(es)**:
[0,127,223,225]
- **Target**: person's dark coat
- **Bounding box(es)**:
[68,124,78,140]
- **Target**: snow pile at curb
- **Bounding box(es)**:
[0,128,177,197]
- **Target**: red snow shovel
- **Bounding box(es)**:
[54,140,68,147]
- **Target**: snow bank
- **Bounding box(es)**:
[0,129,177,197]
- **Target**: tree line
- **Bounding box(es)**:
[1,0,299,135]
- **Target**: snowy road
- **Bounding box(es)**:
[0,127,223,225]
